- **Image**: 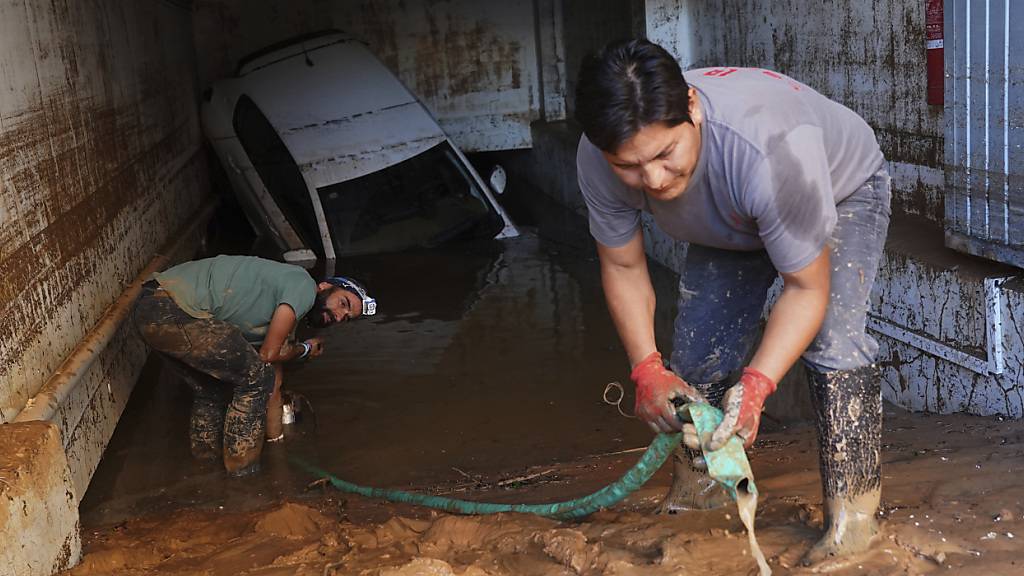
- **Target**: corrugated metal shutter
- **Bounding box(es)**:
[944,0,1024,267]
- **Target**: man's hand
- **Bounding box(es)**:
[275,337,325,362]
[303,337,324,359]
[292,337,324,361]
[631,352,706,433]
[709,367,777,450]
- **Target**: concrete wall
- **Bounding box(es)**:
[877,224,1024,417]
[647,0,945,223]
[560,0,647,120]
[0,0,208,504]
[192,0,541,152]
[641,1,1024,419]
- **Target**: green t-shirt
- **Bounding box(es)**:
[154,255,317,343]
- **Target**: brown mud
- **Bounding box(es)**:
[65,408,1024,575]
[67,192,1024,575]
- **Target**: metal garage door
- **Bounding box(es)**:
[944,0,1024,268]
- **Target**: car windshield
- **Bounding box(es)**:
[318,142,502,256]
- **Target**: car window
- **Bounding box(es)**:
[233,95,322,255]
[317,142,502,256]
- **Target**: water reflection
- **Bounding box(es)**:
[81,187,680,526]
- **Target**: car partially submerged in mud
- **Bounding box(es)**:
[201,31,518,263]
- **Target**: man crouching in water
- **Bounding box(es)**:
[132,254,376,476]
[573,39,890,564]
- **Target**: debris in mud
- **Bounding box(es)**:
[496,468,558,488]
[441,466,562,494]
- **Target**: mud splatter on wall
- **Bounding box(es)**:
[0,0,207,488]
[192,0,540,152]
[647,0,945,223]
[875,243,1024,418]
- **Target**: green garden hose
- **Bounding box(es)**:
[292,432,681,520]
[292,405,756,521]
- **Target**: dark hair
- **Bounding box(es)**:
[574,39,692,153]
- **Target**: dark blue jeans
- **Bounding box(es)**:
[669,168,892,396]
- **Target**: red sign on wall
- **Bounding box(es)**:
[926,0,944,105]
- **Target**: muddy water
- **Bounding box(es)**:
[80,191,677,526]
[737,490,772,576]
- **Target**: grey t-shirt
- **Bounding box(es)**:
[577,67,884,273]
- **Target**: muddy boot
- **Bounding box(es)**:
[657,377,733,513]
[658,446,732,513]
[802,364,882,566]
[223,446,263,477]
[224,413,266,477]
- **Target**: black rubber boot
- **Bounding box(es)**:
[802,364,882,565]
[658,379,732,513]
[658,446,733,513]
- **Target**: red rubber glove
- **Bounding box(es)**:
[631,352,706,433]
[709,367,777,450]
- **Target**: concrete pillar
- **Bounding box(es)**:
[0,421,80,575]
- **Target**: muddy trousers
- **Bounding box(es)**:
[132,283,275,475]
[663,169,891,515]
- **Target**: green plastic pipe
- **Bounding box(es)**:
[292,432,681,520]
[292,404,754,520]
[685,403,757,499]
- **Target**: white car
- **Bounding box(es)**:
[201,31,518,263]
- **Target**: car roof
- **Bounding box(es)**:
[212,32,448,189]
[236,30,353,76]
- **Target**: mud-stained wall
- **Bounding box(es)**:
[561,0,646,120]
[0,0,207,487]
[497,3,1023,419]
[647,0,945,223]
[192,0,540,152]
[876,237,1024,418]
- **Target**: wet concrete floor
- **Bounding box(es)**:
[80,189,677,527]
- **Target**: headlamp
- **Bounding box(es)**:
[325,276,377,317]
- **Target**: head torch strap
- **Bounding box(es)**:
[326,276,377,317]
